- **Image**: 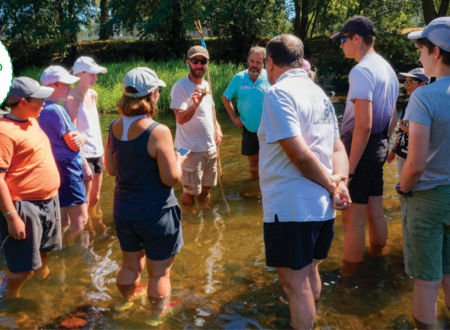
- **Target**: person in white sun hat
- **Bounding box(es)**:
[39,65,89,247]
[66,56,107,233]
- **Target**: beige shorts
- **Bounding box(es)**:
[181,151,217,195]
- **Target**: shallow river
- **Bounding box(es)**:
[0,105,448,329]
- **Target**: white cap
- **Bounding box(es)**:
[40,65,80,86]
[72,56,107,75]
[123,67,166,98]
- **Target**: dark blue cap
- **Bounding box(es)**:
[331,16,376,40]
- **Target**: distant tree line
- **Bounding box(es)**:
[0,0,448,65]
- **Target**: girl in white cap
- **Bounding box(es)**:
[66,56,107,232]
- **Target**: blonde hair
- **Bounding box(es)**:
[248,46,266,59]
[117,87,158,117]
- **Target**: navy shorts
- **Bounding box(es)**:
[343,133,389,204]
[241,126,259,156]
[114,205,183,261]
[87,156,104,174]
[56,159,86,207]
[264,216,334,270]
[0,196,62,273]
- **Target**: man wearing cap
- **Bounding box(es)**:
[331,16,399,276]
[259,34,351,329]
[170,45,223,207]
[387,67,429,174]
[39,66,89,246]
[222,46,270,180]
[0,77,61,298]
[398,16,450,328]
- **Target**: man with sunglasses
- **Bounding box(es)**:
[0,77,61,298]
[222,46,270,180]
[170,45,223,207]
[331,16,399,277]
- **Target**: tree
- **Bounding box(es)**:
[421,0,449,23]
[99,0,112,40]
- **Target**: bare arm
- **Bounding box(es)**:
[104,134,117,176]
[399,121,429,193]
[349,99,372,174]
[0,173,26,240]
[387,106,398,139]
[331,138,351,209]
[279,136,335,194]
[65,94,79,126]
[149,125,182,187]
[215,119,223,146]
[222,95,243,128]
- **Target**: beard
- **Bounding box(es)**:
[248,67,262,76]
[189,65,206,78]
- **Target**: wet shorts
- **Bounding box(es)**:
[264,216,334,270]
[0,195,62,273]
[86,156,104,174]
[242,126,259,156]
[114,205,184,261]
[56,159,86,208]
[401,185,450,281]
[343,133,389,204]
[181,151,217,196]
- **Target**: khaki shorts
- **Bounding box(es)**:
[181,151,217,195]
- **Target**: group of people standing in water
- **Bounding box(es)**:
[0,15,449,329]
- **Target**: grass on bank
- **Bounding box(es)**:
[19,59,245,114]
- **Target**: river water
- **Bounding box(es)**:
[0,104,448,329]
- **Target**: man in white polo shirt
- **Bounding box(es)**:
[258,34,351,329]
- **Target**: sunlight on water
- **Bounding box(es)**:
[0,109,448,329]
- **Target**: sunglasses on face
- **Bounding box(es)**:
[190,58,208,65]
[340,35,351,44]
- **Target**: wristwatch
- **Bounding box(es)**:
[396,183,412,196]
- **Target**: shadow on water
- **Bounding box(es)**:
[0,108,449,328]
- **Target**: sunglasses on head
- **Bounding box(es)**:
[340,35,351,44]
[190,58,208,65]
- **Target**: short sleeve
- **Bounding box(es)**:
[333,113,340,139]
[0,132,14,170]
[170,82,188,110]
[223,75,238,100]
[39,106,71,138]
[348,66,373,102]
[404,91,432,127]
[262,89,301,143]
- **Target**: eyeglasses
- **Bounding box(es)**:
[190,58,208,65]
[340,35,351,44]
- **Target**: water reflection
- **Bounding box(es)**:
[0,108,448,329]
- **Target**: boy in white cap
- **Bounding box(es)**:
[66,56,107,231]
[39,66,89,246]
[387,67,429,173]
[397,16,450,328]
[0,77,61,298]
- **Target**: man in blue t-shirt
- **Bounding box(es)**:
[39,65,89,247]
[222,46,271,180]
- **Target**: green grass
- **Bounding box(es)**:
[18,59,245,114]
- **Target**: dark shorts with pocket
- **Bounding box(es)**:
[264,216,334,270]
[0,195,62,273]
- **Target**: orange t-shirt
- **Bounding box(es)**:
[0,117,60,201]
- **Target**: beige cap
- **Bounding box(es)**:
[187,45,209,60]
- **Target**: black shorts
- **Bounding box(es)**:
[86,156,104,174]
[114,205,183,261]
[264,217,334,270]
[241,126,259,156]
[0,196,62,273]
[343,133,389,204]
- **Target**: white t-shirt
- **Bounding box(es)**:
[341,53,399,137]
[170,76,216,152]
[258,69,339,223]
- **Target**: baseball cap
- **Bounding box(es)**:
[187,45,210,60]
[123,67,166,98]
[407,16,450,52]
[399,67,430,83]
[72,56,107,75]
[331,16,376,40]
[7,77,54,105]
[40,65,80,86]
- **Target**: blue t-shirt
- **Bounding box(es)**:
[224,69,271,132]
[404,76,450,191]
[39,100,82,163]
